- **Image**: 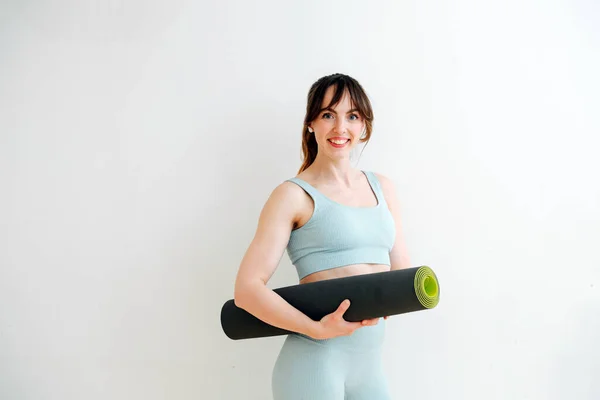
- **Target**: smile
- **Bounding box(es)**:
[327,138,350,148]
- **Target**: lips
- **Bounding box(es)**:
[327,137,350,148]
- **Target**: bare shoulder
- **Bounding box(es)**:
[372,171,402,208]
[260,179,311,224]
[273,179,306,197]
[372,172,397,195]
[267,179,310,209]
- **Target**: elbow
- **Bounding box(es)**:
[233,281,253,309]
[234,291,246,309]
[233,278,264,309]
[233,284,247,308]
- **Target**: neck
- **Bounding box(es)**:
[306,153,360,186]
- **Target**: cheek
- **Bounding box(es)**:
[348,124,364,137]
[313,119,331,130]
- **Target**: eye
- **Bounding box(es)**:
[348,113,360,121]
[322,112,334,119]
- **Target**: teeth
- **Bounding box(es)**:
[330,139,348,145]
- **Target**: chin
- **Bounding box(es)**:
[327,150,352,161]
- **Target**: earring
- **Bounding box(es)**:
[308,127,313,133]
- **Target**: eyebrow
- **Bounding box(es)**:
[319,107,360,114]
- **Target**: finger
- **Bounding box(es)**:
[336,299,350,318]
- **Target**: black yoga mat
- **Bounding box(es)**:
[221,266,440,340]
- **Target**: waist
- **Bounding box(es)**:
[291,245,392,281]
[299,263,390,284]
[293,317,386,352]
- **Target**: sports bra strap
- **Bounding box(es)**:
[286,177,325,202]
[287,171,386,207]
[362,171,387,207]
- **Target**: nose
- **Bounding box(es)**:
[333,117,346,133]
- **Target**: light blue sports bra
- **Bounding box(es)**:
[285,171,396,280]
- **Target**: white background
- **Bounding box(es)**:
[1,1,599,399]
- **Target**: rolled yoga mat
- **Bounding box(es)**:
[221,265,440,340]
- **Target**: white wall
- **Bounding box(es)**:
[1,1,599,399]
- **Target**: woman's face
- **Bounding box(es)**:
[308,86,365,161]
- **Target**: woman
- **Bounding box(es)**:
[233,73,411,399]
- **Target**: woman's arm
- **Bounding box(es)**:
[233,182,322,338]
[377,172,412,321]
[376,173,412,271]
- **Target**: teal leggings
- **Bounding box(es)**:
[271,318,391,399]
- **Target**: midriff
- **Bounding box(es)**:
[299,263,391,285]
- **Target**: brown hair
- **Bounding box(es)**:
[298,73,374,173]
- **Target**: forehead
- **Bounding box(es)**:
[321,86,355,111]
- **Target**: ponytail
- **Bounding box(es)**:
[298,126,318,173]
